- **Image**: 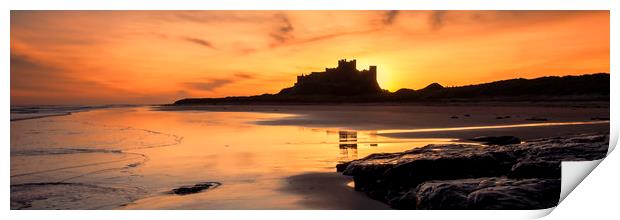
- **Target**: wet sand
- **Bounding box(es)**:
[155,103,609,209]
[160,103,609,140]
[11,103,609,209]
[280,172,389,209]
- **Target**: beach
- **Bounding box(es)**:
[10,103,609,209]
[160,103,609,139]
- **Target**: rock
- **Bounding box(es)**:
[336,161,351,172]
[343,144,517,201]
[515,134,608,161]
[526,117,548,121]
[340,133,608,209]
[509,160,560,179]
[469,136,521,145]
[411,178,560,209]
[591,117,609,121]
[467,178,560,209]
[171,182,221,195]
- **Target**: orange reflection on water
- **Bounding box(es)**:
[12,107,463,209]
[11,106,609,209]
[377,120,609,134]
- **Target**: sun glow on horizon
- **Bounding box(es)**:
[10,10,609,105]
[356,58,399,92]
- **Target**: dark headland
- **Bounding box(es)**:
[173,59,609,105]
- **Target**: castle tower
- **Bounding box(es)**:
[368,65,377,80]
[337,59,356,71]
[369,66,377,74]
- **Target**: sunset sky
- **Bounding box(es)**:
[11,10,609,105]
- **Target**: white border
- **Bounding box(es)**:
[2,0,617,219]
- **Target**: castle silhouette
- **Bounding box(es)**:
[172,59,609,105]
[278,59,383,96]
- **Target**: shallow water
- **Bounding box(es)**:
[9,106,608,209]
[11,107,470,209]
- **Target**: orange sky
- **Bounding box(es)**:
[10,11,610,105]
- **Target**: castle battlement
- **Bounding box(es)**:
[282,59,382,96]
[296,59,377,83]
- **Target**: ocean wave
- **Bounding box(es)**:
[11,182,147,210]
[10,104,141,122]
[11,148,123,156]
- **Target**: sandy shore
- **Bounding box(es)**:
[279,172,389,209]
[12,104,608,209]
[158,103,609,140]
[154,103,609,209]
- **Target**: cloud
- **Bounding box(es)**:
[383,10,400,25]
[270,28,379,48]
[10,51,142,105]
[234,72,254,79]
[270,13,295,44]
[182,37,215,49]
[266,18,381,49]
[165,11,261,24]
[11,52,64,91]
[182,72,258,92]
[184,79,234,91]
[430,11,446,30]
[10,51,102,93]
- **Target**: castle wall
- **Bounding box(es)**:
[291,59,382,95]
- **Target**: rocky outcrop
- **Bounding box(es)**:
[469,136,521,145]
[396,178,561,210]
[171,182,221,195]
[339,133,608,209]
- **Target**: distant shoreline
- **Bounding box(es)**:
[172,73,609,106]
[157,103,609,141]
[160,100,609,109]
[9,104,141,122]
[170,95,610,106]
[10,112,72,122]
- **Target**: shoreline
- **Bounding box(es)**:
[10,104,610,209]
[279,172,390,210]
[157,103,609,140]
[10,112,72,122]
[160,100,609,109]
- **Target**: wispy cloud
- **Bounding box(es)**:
[270,13,295,44]
[182,37,215,49]
[383,10,400,25]
[183,79,233,91]
[183,72,256,91]
[10,51,144,105]
[430,11,446,30]
[234,72,254,79]
[270,28,380,48]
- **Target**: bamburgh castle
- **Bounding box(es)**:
[278,59,383,96]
